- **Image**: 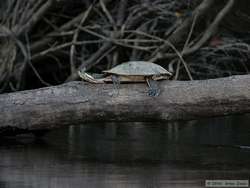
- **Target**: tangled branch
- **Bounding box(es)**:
[0,0,249,93]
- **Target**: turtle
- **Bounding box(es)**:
[78,61,172,96]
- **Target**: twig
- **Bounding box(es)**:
[70,5,93,74]
[183,0,235,55]
[16,0,53,35]
[150,0,215,62]
[31,4,97,54]
[79,27,155,51]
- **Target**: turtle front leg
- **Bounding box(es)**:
[146,77,160,97]
[111,75,120,96]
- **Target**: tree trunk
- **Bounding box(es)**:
[0,75,250,132]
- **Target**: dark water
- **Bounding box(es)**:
[0,115,250,188]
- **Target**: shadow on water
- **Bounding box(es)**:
[0,114,250,188]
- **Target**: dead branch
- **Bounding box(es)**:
[183,0,235,55]
[149,0,215,62]
[0,74,250,131]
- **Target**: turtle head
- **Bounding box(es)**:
[78,70,94,80]
[78,70,105,84]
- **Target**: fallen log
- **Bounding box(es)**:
[0,75,250,133]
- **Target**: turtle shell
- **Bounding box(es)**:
[103,61,172,76]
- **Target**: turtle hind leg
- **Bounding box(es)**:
[146,78,160,97]
[111,75,120,96]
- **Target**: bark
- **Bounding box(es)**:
[0,74,250,132]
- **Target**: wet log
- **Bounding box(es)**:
[0,74,250,132]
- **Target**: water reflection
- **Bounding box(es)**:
[0,114,250,188]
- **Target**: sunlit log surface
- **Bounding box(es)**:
[0,74,250,131]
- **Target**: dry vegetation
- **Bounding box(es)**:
[0,0,249,93]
